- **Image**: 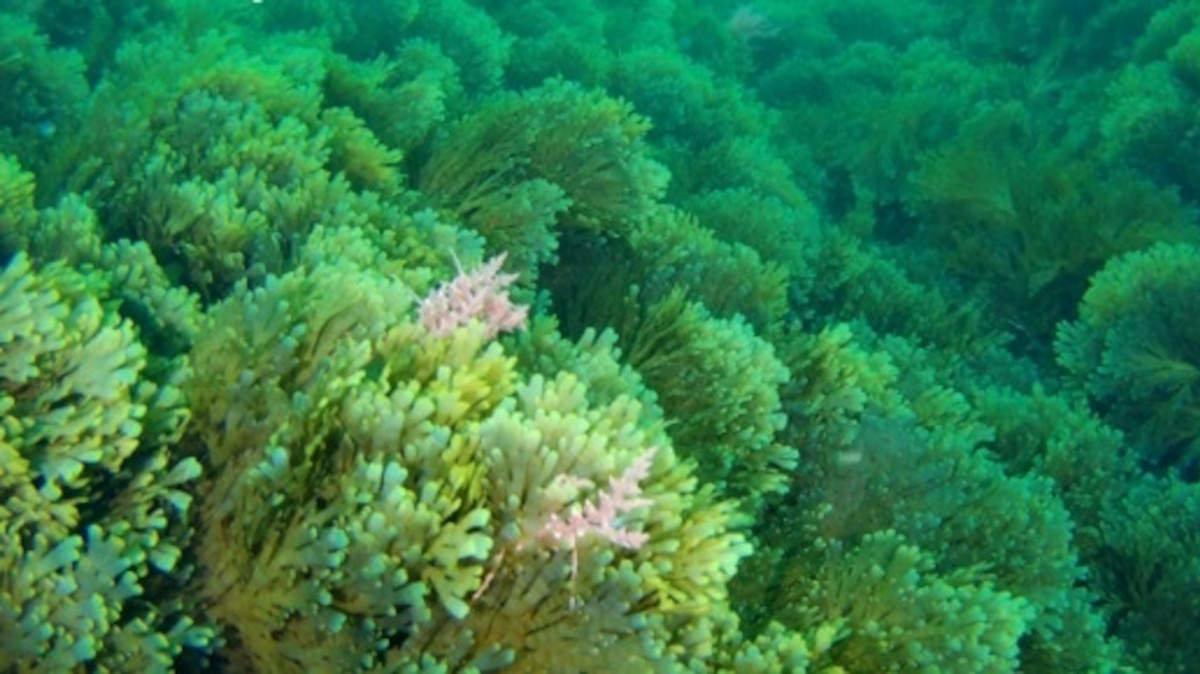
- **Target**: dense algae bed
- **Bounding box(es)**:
[2,1,1200,672]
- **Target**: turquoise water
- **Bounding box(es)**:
[1,1,1198,672]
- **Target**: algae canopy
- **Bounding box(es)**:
[2,1,1199,672]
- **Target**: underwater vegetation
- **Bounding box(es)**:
[2,0,1200,672]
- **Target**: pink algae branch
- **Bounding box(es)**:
[473,448,658,608]
[419,252,529,339]
[537,446,658,587]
